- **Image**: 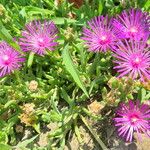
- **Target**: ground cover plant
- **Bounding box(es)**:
[0,0,150,149]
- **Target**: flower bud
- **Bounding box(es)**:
[28,80,38,92]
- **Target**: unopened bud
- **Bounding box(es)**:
[54,0,63,7]
[28,80,38,91]
[64,27,74,41]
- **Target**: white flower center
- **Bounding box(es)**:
[2,55,9,61]
[129,113,140,125]
[131,56,142,68]
[135,57,141,64]
[100,35,107,41]
[134,57,140,64]
[130,26,138,33]
[38,38,44,43]
[131,117,139,123]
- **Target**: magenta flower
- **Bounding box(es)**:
[113,9,150,41]
[81,16,117,52]
[19,20,58,56]
[0,42,25,77]
[114,100,150,142]
[113,40,150,81]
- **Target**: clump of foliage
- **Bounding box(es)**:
[0,0,149,149]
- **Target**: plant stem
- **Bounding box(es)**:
[88,53,100,76]
[14,71,22,84]
[80,115,108,150]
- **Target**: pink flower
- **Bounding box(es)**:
[113,40,150,81]
[0,42,25,77]
[19,20,58,56]
[113,9,149,41]
[81,16,117,52]
[114,100,150,142]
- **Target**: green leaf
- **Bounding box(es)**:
[143,0,150,10]
[0,22,12,42]
[74,119,82,143]
[60,88,74,107]
[27,52,35,68]
[88,53,100,76]
[51,17,76,25]
[49,128,64,137]
[15,135,38,149]
[41,112,51,123]
[4,100,16,108]
[138,88,147,102]
[62,44,89,98]
[50,110,62,122]
[0,144,11,150]
[145,92,150,100]
[141,88,146,102]
[98,0,103,15]
[51,88,60,114]
[0,119,6,129]
[0,132,8,144]
[80,115,108,150]
[20,6,54,17]
[0,22,23,54]
[32,123,40,133]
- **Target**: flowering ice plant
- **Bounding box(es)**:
[113,40,150,81]
[19,20,58,56]
[0,42,25,77]
[113,9,150,41]
[82,16,117,52]
[114,100,150,142]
